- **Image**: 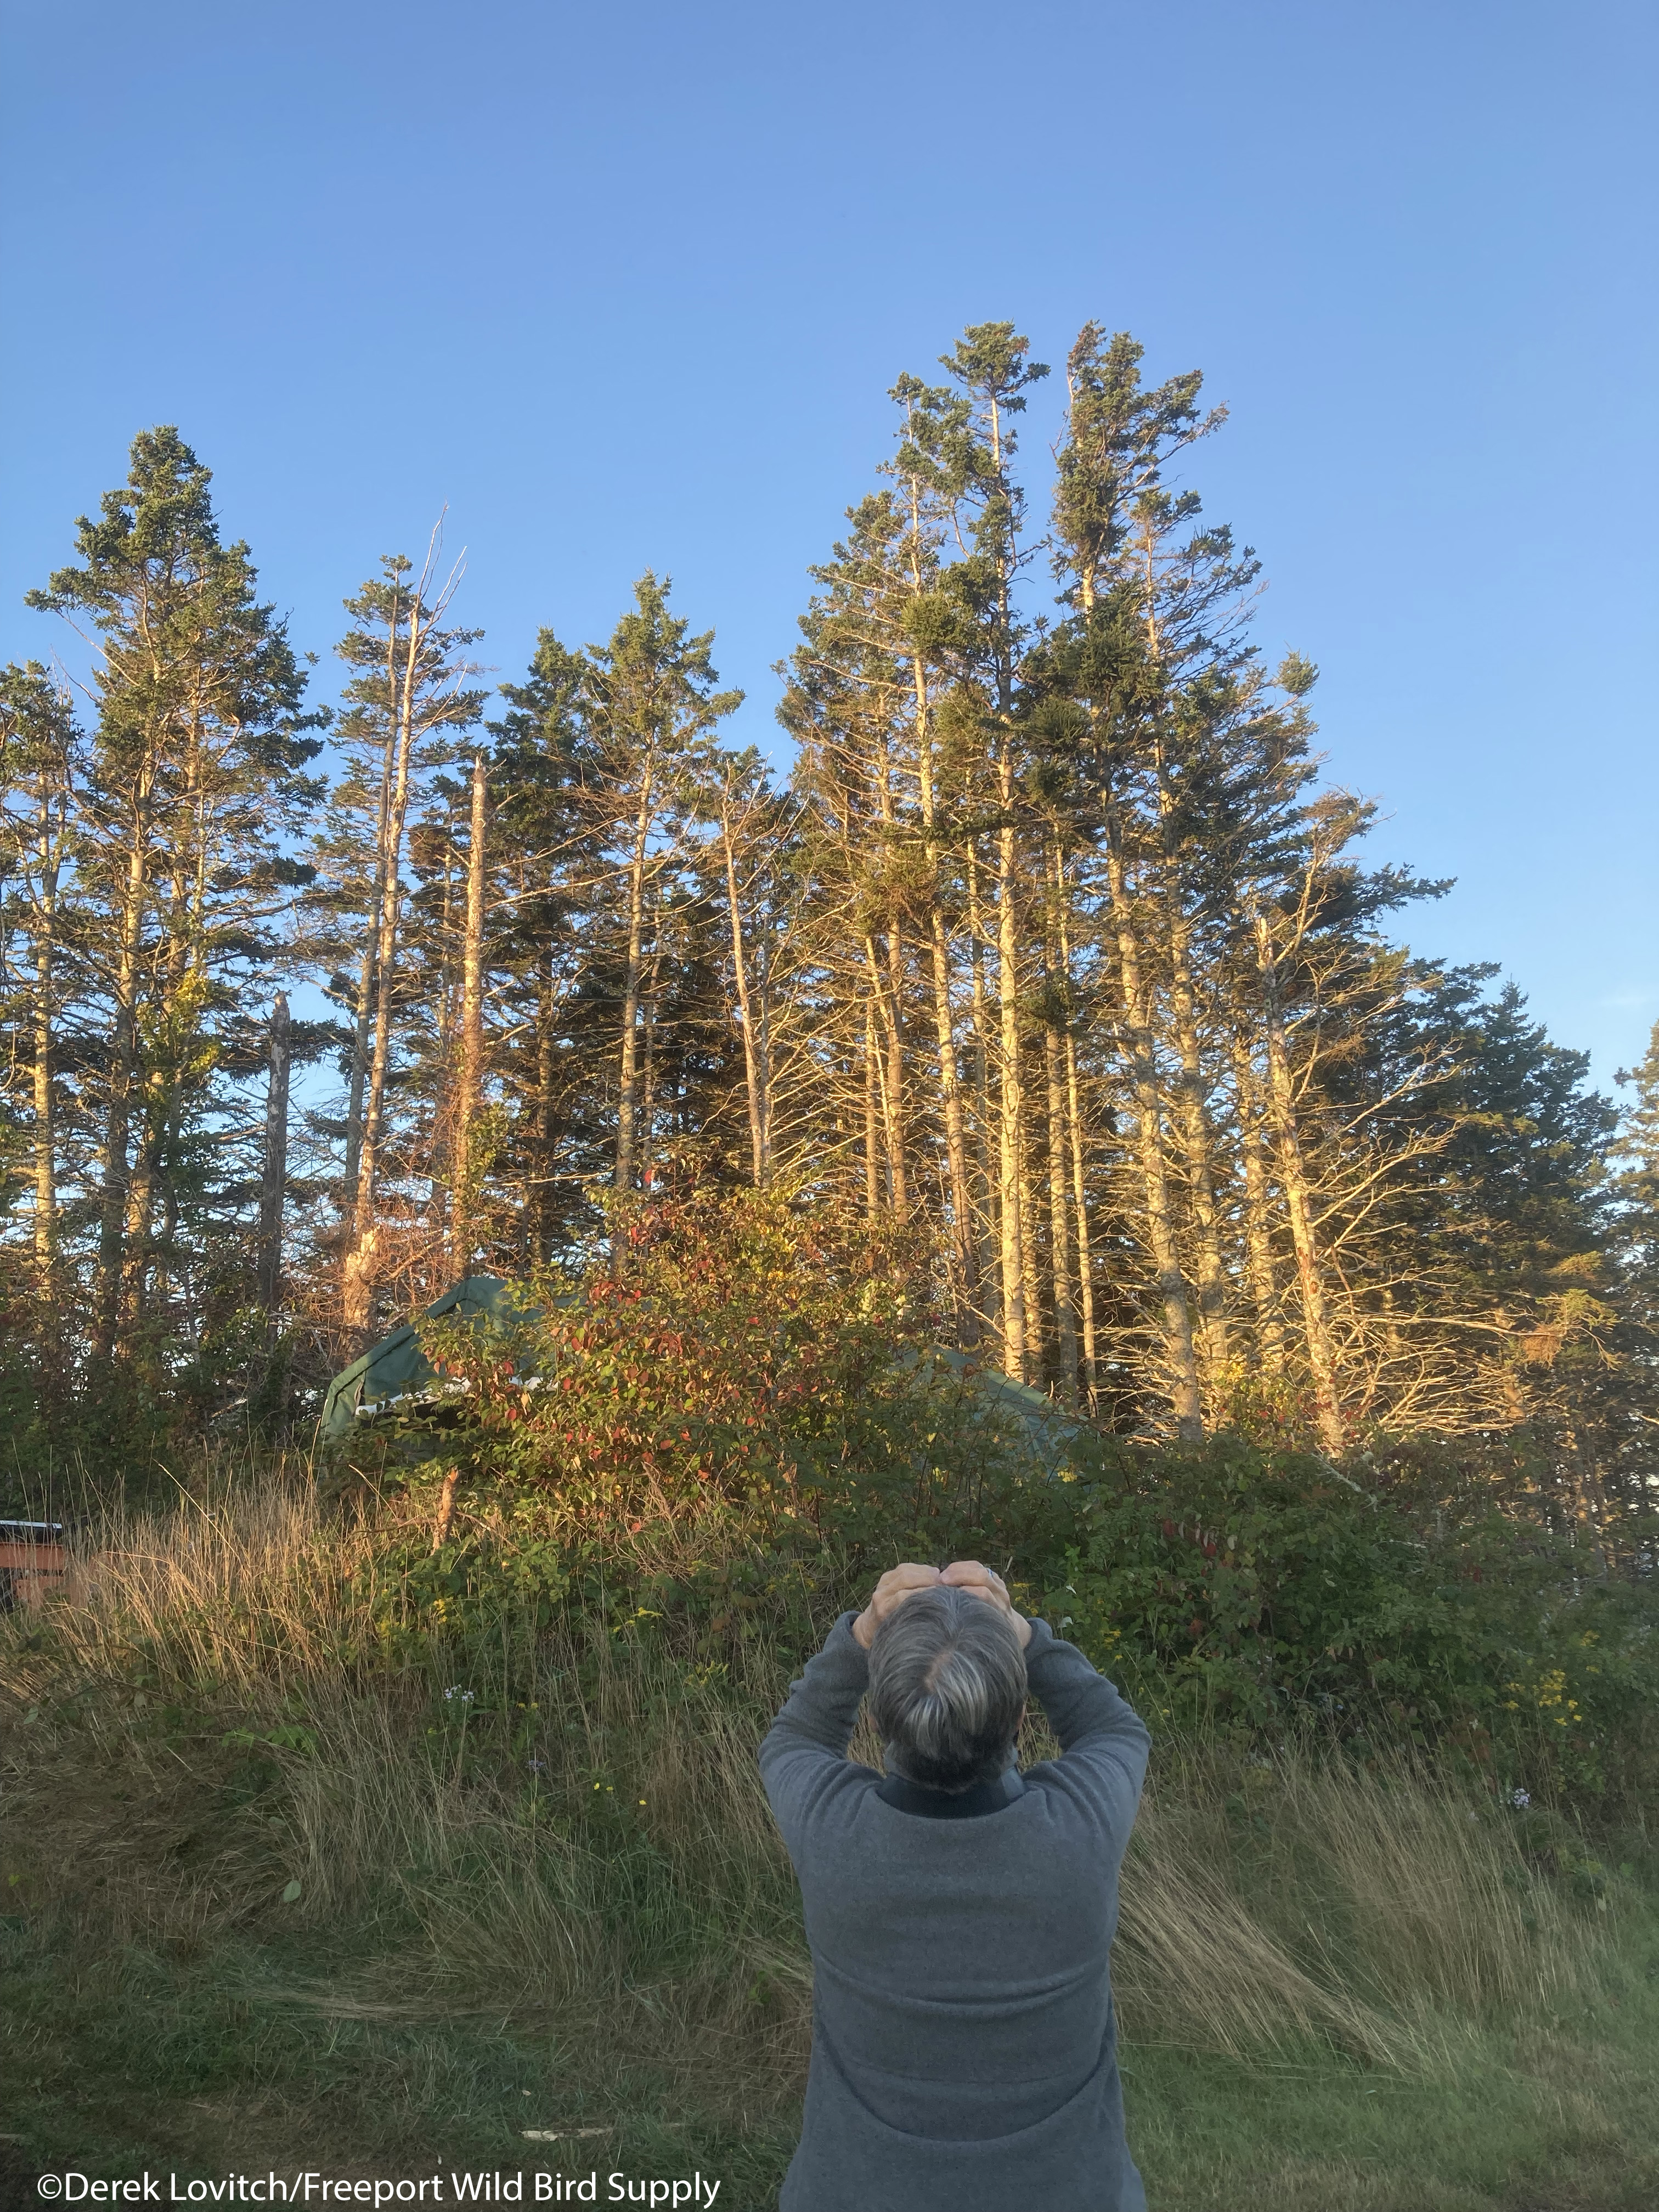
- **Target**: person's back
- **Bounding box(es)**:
[759,1561,1150,2212]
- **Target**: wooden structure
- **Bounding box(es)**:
[0,1521,67,1611]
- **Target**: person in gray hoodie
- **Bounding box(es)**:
[758,1559,1151,2212]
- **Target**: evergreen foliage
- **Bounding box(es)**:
[2,349,1654,1581]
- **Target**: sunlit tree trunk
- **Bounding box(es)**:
[1232,1031,1285,1375]
[1105,799,1203,1441]
[1054,860,1098,1403]
[1168,904,1231,1385]
[1043,990,1079,1403]
[719,784,770,1186]
[862,1006,881,1218]
[1253,906,1344,1453]
[345,596,425,1342]
[94,792,151,1362]
[614,758,656,1193]
[964,842,996,1335]
[994,789,1028,1379]
[257,992,291,1314]
[453,751,488,1269]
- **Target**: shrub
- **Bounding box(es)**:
[1048,1435,1658,1801]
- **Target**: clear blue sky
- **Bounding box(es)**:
[3,0,1654,1086]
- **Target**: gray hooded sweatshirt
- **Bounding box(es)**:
[759,1612,1151,2212]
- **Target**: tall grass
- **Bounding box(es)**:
[0,1476,1621,2102]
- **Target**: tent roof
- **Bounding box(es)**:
[318,1276,537,1441]
[318,1278,1085,1471]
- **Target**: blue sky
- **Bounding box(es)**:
[3,0,1654,1086]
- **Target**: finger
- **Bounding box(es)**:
[879,1563,943,1595]
[955,1581,1013,1611]
[941,1560,998,1587]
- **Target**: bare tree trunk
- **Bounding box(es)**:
[614,759,656,1192]
[1253,909,1344,1454]
[344,596,425,1345]
[900,432,979,1323]
[1232,1032,1285,1375]
[95,795,150,1362]
[994,794,1027,1380]
[453,752,487,1269]
[1064,1022,1099,1408]
[1105,803,1203,1442]
[257,992,291,1314]
[1055,862,1098,1404]
[1043,1012,1079,1402]
[915,737,977,1335]
[536,945,560,1264]
[720,787,769,1186]
[885,925,907,1218]
[964,843,996,1336]
[862,934,908,1216]
[342,937,375,1204]
[862,1006,881,1220]
[1168,905,1230,1384]
[30,844,57,1302]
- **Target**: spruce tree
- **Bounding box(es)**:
[25,428,323,1379]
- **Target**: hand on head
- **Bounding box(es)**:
[851,1562,940,1648]
[940,1559,1034,1647]
[852,1559,1032,1649]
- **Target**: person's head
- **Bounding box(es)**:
[867,1584,1027,1792]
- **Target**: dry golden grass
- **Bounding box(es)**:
[0,1474,1619,2105]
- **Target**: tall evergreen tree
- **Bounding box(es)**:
[25,428,324,1379]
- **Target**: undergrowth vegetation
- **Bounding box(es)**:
[4,1193,1657,2207]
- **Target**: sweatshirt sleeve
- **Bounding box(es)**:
[757,1611,874,1865]
[1021,1617,1151,1857]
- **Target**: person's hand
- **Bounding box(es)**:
[852,1562,941,1649]
[940,1559,1033,1647]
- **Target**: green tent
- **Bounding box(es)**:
[318,1276,538,1443]
[319,1277,1085,1474]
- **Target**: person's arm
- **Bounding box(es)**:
[1022,1616,1150,1845]
[757,1611,872,1863]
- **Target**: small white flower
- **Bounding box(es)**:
[443,1686,476,1705]
[1510,1787,1531,1809]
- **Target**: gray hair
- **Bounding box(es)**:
[867,1585,1027,1792]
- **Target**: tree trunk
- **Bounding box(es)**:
[720,788,769,1186]
[343,590,430,1343]
[862,934,907,1216]
[95,793,150,1362]
[342,936,375,1205]
[862,1006,881,1220]
[1055,862,1098,1405]
[453,751,487,1268]
[536,944,560,1263]
[914,706,978,1331]
[1168,904,1230,1384]
[1043,1012,1079,1402]
[1253,909,1344,1453]
[614,758,656,1192]
[30,828,57,1301]
[257,992,291,1314]
[1232,1031,1285,1375]
[885,924,907,1217]
[994,798,1027,1381]
[964,843,996,1337]
[1105,802,1203,1441]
